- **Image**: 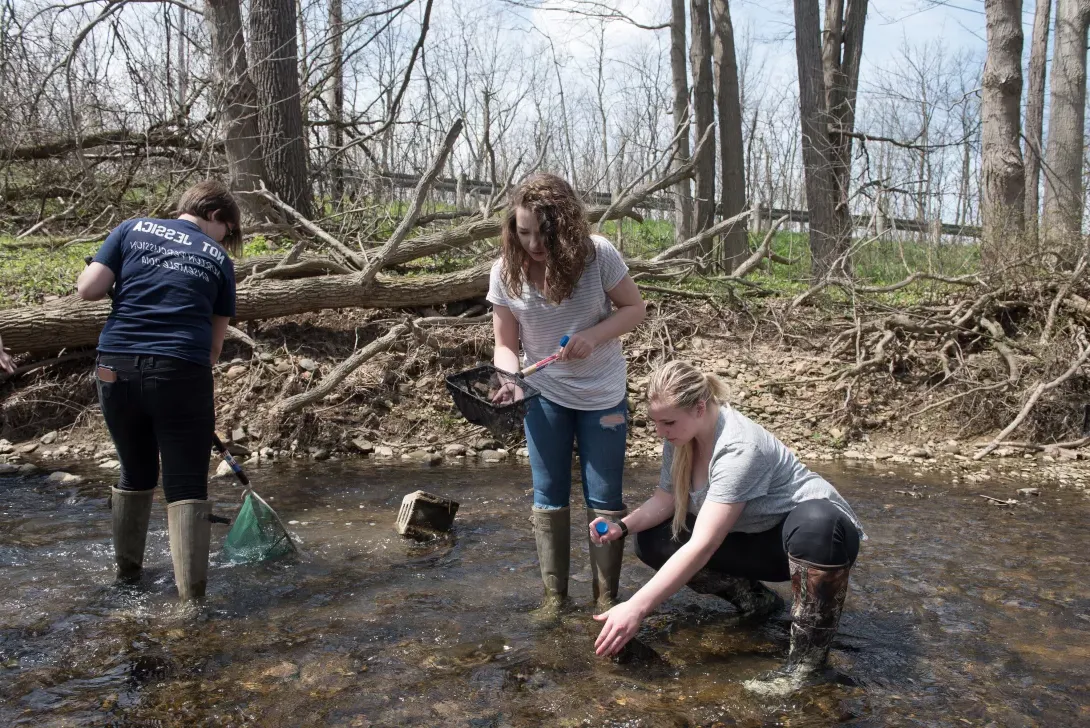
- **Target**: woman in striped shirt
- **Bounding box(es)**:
[487,173,646,617]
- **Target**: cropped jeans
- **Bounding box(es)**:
[523,395,627,512]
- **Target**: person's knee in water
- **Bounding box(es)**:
[589,360,866,691]
[78,180,241,601]
[488,173,646,615]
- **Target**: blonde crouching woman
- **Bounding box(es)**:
[589,361,864,693]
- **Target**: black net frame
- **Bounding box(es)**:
[445,364,540,435]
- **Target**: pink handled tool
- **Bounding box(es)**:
[518,335,570,377]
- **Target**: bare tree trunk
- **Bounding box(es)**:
[328,0,344,201]
[712,0,747,272]
[177,7,188,118]
[690,0,717,244]
[1024,0,1051,246]
[793,0,840,276]
[981,0,1026,264]
[822,0,866,269]
[596,24,610,193]
[250,0,312,217]
[1042,0,1090,252]
[203,0,268,211]
[670,0,693,243]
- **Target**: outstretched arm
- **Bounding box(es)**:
[593,500,746,656]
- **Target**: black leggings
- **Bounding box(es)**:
[635,499,860,582]
[96,354,214,503]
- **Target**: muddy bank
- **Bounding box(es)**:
[4,305,1090,494]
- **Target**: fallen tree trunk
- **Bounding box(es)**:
[0,264,491,356]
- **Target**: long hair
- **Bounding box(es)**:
[648,360,730,540]
[500,173,592,304]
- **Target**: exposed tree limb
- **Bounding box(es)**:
[358,119,463,286]
[0,264,491,356]
[652,208,751,262]
[974,338,1090,460]
[1042,251,1088,343]
[726,214,789,278]
[247,185,368,270]
[979,316,1019,384]
[224,325,258,349]
[270,323,409,418]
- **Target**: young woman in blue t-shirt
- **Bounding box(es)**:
[77,180,241,601]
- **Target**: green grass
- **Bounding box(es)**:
[0,213,983,311]
[0,237,100,307]
[0,233,286,309]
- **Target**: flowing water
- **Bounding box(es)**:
[1,459,1088,727]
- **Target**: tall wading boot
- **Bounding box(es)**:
[111,487,154,583]
[167,499,213,601]
[744,555,851,696]
[686,568,784,622]
[586,507,627,613]
[531,506,570,618]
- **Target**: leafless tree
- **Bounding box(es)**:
[1024,0,1051,246]
[689,0,716,249]
[669,0,693,243]
[712,0,747,271]
[980,0,1026,261]
[250,0,313,216]
[1042,0,1090,252]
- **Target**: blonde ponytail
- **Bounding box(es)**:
[648,360,729,540]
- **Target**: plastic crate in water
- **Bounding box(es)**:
[445,364,540,435]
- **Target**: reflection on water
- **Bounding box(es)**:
[1,460,1088,726]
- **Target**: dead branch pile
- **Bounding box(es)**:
[750,243,1090,459]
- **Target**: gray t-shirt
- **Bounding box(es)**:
[487,235,629,411]
[659,406,865,536]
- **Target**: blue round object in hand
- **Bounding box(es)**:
[595,521,609,535]
[560,335,570,347]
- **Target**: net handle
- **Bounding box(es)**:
[212,433,251,486]
[517,335,570,377]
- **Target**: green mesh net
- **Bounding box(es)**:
[222,490,297,564]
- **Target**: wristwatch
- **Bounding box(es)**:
[617,520,629,538]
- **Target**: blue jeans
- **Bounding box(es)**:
[524,395,627,511]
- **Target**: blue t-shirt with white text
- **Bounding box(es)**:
[93,218,237,366]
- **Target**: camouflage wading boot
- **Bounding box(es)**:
[687,568,784,622]
[744,555,851,696]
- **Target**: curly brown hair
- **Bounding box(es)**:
[500,173,593,304]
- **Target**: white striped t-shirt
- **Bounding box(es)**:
[487,235,629,411]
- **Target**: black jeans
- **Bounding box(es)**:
[634,499,860,583]
[96,354,214,503]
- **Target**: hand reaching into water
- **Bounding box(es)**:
[593,600,645,657]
